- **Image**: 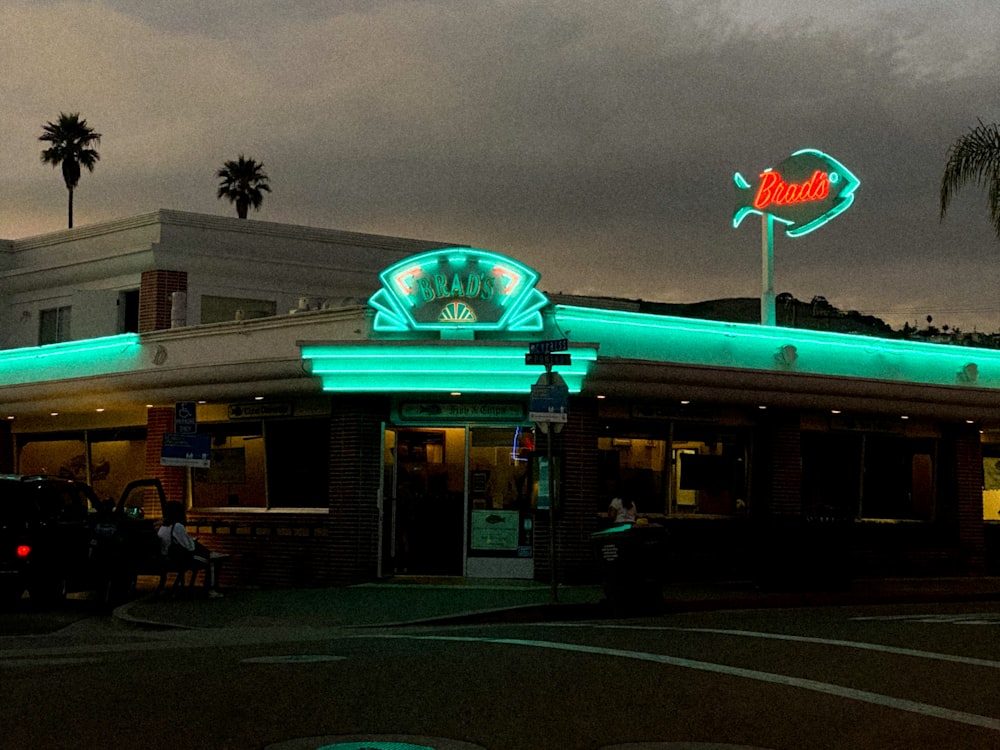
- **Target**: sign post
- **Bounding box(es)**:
[527,339,571,603]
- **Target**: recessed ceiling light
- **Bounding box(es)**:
[50,412,58,417]
[95,408,105,413]
[254,396,264,401]
[831,409,842,414]
[900,415,909,420]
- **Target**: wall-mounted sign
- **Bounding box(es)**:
[470,509,520,551]
[368,248,548,333]
[733,149,860,237]
[228,402,293,419]
[397,401,527,423]
[160,432,211,468]
[174,401,197,434]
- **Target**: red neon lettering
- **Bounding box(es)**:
[753,170,829,210]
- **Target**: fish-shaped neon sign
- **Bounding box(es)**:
[733,149,860,237]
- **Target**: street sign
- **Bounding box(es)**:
[174,401,197,434]
[528,338,569,355]
[160,432,211,468]
[525,353,571,366]
[530,371,568,432]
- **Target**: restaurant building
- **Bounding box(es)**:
[2,210,998,587]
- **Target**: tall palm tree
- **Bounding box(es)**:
[39,112,102,229]
[940,119,1000,237]
[216,155,271,219]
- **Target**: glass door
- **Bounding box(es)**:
[385,427,466,576]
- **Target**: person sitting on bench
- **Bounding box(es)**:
[157,501,224,597]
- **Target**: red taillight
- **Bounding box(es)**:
[16,545,31,559]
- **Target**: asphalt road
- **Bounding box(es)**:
[2,601,1000,749]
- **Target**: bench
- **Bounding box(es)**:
[127,531,229,596]
[147,552,230,596]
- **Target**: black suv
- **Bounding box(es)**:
[0,475,162,605]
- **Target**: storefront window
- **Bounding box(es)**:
[468,427,536,560]
[15,430,147,504]
[597,424,749,517]
[18,437,87,479]
[88,429,147,503]
[801,432,936,521]
[980,432,1000,522]
[191,418,329,509]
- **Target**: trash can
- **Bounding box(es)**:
[591,521,667,613]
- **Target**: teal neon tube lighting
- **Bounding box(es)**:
[0,334,142,386]
[300,342,596,394]
[554,306,1000,390]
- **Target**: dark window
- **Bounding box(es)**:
[266,419,329,509]
[39,306,71,344]
[119,290,140,333]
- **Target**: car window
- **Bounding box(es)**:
[33,482,89,521]
[0,480,34,522]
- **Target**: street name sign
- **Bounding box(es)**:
[528,338,569,355]
[525,353,571,366]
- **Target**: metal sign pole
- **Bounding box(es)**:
[761,212,776,326]
[547,407,558,603]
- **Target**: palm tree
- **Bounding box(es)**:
[39,112,102,229]
[940,119,1000,237]
[216,155,271,219]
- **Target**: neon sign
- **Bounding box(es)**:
[733,149,859,237]
[369,248,548,333]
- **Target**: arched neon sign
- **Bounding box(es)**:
[369,248,548,333]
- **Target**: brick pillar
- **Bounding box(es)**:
[326,396,388,585]
[952,425,986,573]
[139,270,187,333]
[144,406,186,516]
[535,396,600,585]
[763,410,803,516]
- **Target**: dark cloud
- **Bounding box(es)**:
[2,0,998,330]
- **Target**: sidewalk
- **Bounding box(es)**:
[114,576,1000,631]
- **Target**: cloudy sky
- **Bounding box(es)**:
[2,1,998,331]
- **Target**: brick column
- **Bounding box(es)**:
[762,410,803,516]
[144,406,186,516]
[326,396,389,584]
[535,396,600,585]
[952,425,987,573]
[139,270,187,332]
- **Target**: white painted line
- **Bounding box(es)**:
[852,613,1000,625]
[242,654,347,664]
[545,623,1000,671]
[374,634,1000,732]
[0,657,102,668]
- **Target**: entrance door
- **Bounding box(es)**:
[385,427,466,576]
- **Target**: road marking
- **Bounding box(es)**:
[542,623,1000,671]
[371,634,1000,732]
[851,613,1000,625]
[0,656,103,668]
[242,655,347,664]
